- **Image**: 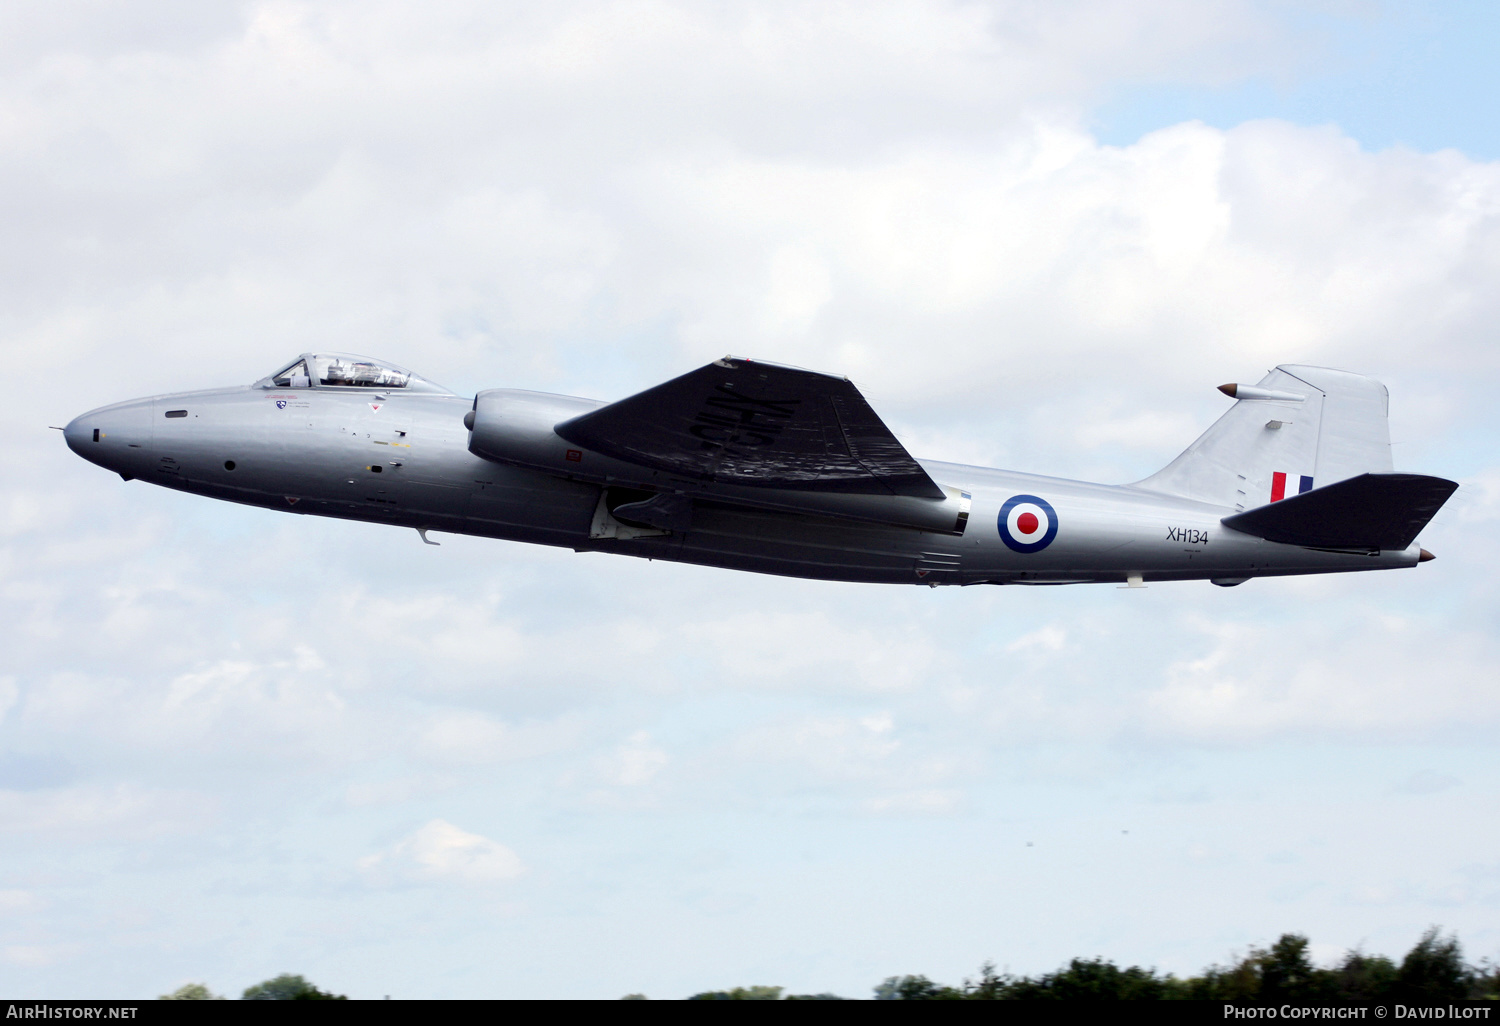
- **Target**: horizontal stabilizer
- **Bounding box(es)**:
[1221,473,1457,550]
[555,357,944,497]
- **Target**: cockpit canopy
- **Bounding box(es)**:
[259,354,451,394]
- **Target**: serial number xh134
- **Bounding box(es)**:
[64,354,1456,588]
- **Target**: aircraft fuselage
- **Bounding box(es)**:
[64,378,1421,587]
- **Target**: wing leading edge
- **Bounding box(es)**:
[555,357,945,498]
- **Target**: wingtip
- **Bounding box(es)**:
[1217,383,1238,398]
[1419,548,1436,562]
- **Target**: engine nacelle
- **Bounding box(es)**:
[467,388,609,478]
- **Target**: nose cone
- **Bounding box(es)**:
[62,414,94,458]
[64,398,154,476]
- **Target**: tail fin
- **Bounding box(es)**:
[1136,365,1394,511]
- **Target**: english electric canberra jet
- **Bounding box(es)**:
[64,354,1455,588]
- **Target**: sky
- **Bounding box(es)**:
[2,0,1499,1000]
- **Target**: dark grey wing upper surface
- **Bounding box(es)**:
[554,357,945,497]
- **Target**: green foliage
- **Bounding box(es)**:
[1259,934,1319,1002]
[1397,927,1470,1002]
[681,985,844,1000]
[1331,950,1400,1001]
[1472,960,1500,1001]
[241,973,347,1000]
[872,975,962,1000]
[1177,934,1405,1002]
[873,959,1172,1000]
[687,985,784,1000]
[1005,958,1172,1000]
[1169,927,1478,1003]
[182,929,1498,1002]
[860,927,1498,1002]
[961,962,1006,999]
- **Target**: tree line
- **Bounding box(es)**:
[161,974,345,1000]
[685,928,1500,1001]
[156,930,1499,1000]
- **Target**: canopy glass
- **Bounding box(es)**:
[261,354,451,393]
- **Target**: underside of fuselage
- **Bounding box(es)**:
[62,353,1452,588]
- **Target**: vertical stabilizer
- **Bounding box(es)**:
[1135,366,1392,511]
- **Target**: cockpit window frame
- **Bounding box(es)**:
[269,358,312,388]
[256,353,453,395]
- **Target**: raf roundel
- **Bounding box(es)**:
[998,494,1059,553]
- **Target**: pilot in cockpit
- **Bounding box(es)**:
[262,354,449,394]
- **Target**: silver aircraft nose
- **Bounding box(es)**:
[64,398,154,479]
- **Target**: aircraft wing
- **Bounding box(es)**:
[554,357,945,497]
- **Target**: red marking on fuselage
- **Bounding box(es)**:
[1270,471,1287,502]
[1017,511,1039,534]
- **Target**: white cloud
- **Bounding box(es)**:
[1073,409,1203,453]
[1,945,75,969]
[14,652,350,762]
[1146,611,1500,741]
[1446,471,1500,524]
[161,649,339,726]
[0,889,44,914]
[600,731,669,787]
[1392,770,1460,796]
[863,788,962,815]
[643,120,1500,433]
[0,677,16,726]
[732,713,907,783]
[677,610,946,692]
[1006,624,1067,655]
[418,712,581,766]
[0,783,214,841]
[342,774,452,809]
[358,818,525,886]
